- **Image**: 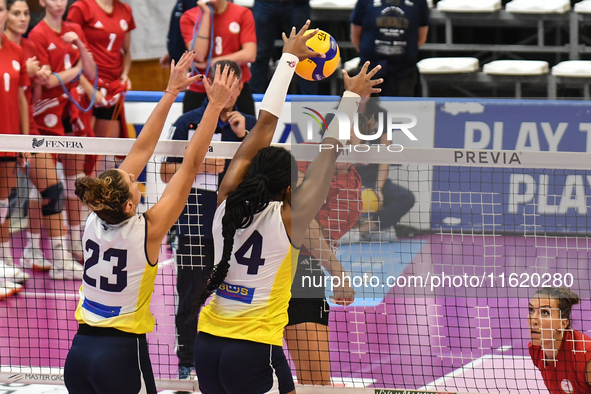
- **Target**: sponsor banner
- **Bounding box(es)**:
[433,101,591,234]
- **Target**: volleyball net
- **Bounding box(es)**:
[0,133,590,394]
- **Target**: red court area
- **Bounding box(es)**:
[2,233,590,393]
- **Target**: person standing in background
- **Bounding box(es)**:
[160,60,256,382]
[180,0,256,116]
[0,0,31,298]
[249,0,317,95]
[28,0,97,276]
[67,0,135,173]
[160,0,198,67]
[350,0,429,97]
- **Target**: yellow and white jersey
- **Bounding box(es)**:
[199,200,299,347]
[75,212,158,334]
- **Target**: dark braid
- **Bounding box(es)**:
[196,147,297,310]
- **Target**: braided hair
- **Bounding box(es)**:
[196,146,298,309]
[533,287,580,329]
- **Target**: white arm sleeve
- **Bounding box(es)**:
[259,53,299,119]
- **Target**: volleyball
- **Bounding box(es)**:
[361,187,379,213]
[295,30,340,81]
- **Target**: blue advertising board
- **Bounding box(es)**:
[433,100,591,234]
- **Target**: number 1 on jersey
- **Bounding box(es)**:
[235,231,265,275]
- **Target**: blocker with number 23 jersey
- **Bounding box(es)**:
[74,212,158,334]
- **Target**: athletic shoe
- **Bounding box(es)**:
[0,279,22,300]
[49,252,84,280]
[21,247,53,271]
[0,259,30,283]
[178,366,194,380]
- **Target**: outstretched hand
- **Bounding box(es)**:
[166,51,203,96]
[282,20,326,62]
[343,61,382,97]
[203,63,240,110]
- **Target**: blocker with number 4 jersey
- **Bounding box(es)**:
[198,200,299,346]
[74,212,158,334]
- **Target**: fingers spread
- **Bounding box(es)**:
[230,75,240,91]
[360,61,370,75]
[367,64,381,78]
[305,27,319,40]
[202,76,212,91]
[188,74,203,85]
[297,20,311,36]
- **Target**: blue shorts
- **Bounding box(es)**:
[194,332,295,394]
[64,325,157,394]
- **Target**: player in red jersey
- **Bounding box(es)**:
[5,0,55,275]
[26,0,97,279]
[67,0,135,173]
[5,0,52,136]
[286,159,359,384]
[180,0,256,115]
[0,0,32,297]
[528,287,591,394]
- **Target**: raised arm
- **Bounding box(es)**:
[290,62,382,246]
[217,20,324,205]
[146,65,238,248]
[119,52,202,176]
[61,31,96,80]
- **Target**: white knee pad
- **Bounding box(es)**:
[65,173,86,199]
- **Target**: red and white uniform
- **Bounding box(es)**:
[530,330,591,394]
[297,161,363,242]
[28,20,89,136]
[19,37,39,135]
[67,0,135,84]
[180,3,256,94]
[0,34,29,157]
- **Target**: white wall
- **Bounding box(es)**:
[121,0,175,60]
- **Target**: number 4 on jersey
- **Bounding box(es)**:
[235,231,265,275]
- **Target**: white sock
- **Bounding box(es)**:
[51,236,69,265]
[0,241,13,263]
[25,232,42,250]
